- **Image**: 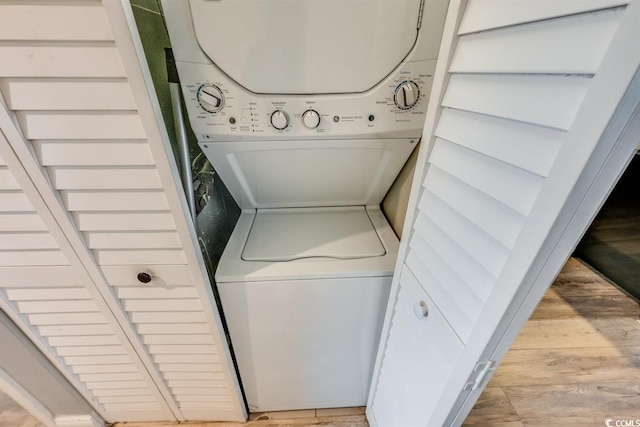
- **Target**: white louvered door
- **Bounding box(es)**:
[368,1,640,426]
[0,0,245,423]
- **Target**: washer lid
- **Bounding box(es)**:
[188,0,421,94]
[242,207,386,261]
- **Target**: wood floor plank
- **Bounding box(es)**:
[466,423,524,427]
[522,419,612,427]
[490,347,640,387]
[505,383,640,422]
[625,346,640,356]
[511,318,640,350]
[468,257,640,425]
[112,414,369,427]
[463,387,520,425]
[530,288,640,320]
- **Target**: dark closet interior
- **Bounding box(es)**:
[575,151,640,301]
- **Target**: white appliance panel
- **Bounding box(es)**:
[243,207,385,261]
[177,60,437,141]
[216,208,400,283]
[217,275,392,412]
[189,0,421,94]
[200,139,416,209]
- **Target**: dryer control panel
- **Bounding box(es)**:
[176,59,437,141]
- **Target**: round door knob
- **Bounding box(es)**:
[302,109,321,129]
[270,110,289,130]
[197,84,224,113]
[137,272,152,284]
[394,81,420,110]
[413,300,429,319]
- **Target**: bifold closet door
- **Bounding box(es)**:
[368,0,640,426]
[0,0,245,422]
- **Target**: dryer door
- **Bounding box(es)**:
[188,0,422,94]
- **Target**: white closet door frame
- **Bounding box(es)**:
[367,0,640,425]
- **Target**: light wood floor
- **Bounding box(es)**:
[2,258,639,427]
[463,257,640,427]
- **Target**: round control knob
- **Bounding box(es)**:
[197,84,224,113]
[394,81,420,110]
[270,110,289,130]
[302,109,321,129]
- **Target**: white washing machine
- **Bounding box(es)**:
[162,0,448,412]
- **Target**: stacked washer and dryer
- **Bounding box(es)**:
[162,0,448,413]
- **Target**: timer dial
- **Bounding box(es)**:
[270,110,289,130]
[394,81,420,110]
[302,109,321,129]
[197,84,224,113]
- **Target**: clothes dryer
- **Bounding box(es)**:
[162,0,448,412]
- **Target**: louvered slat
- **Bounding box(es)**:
[412,213,495,302]
[442,74,589,130]
[0,79,135,110]
[153,354,220,364]
[94,249,187,265]
[79,372,143,382]
[0,167,19,189]
[73,212,176,232]
[160,364,221,373]
[5,288,90,300]
[451,8,624,74]
[0,44,125,78]
[164,372,225,381]
[429,139,543,215]
[0,2,113,41]
[435,109,563,177]
[48,167,162,190]
[16,112,144,140]
[143,336,213,345]
[129,312,207,324]
[48,335,122,347]
[97,395,156,403]
[27,313,108,326]
[117,287,197,300]
[167,379,227,388]
[137,323,209,335]
[0,232,58,249]
[0,192,35,211]
[423,167,525,249]
[63,191,169,211]
[84,231,182,250]
[0,213,47,232]
[72,364,139,375]
[56,346,127,357]
[0,250,69,266]
[0,266,78,287]
[38,324,114,337]
[14,300,100,314]
[33,140,154,166]
[458,0,627,34]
